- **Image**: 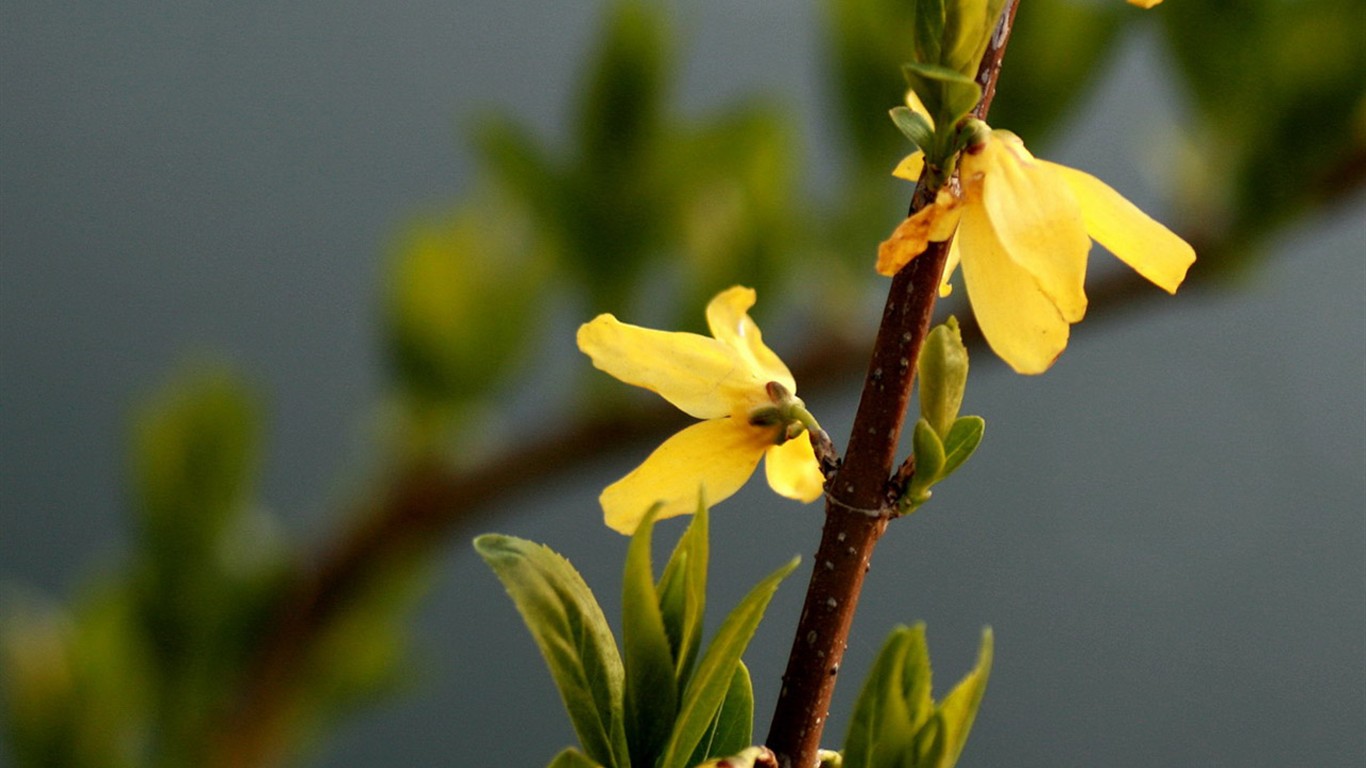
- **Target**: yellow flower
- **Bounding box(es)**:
[1128,0,1163,8]
[879,126,1195,374]
[577,286,825,534]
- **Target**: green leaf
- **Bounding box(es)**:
[547,747,605,768]
[908,712,946,768]
[911,419,946,487]
[939,416,984,479]
[576,0,671,176]
[917,317,969,439]
[935,628,993,768]
[657,500,709,688]
[899,625,934,736]
[826,0,928,174]
[989,0,1120,144]
[901,63,982,157]
[686,660,754,767]
[889,106,935,154]
[844,627,914,768]
[475,534,626,768]
[912,0,946,66]
[942,0,1007,77]
[622,507,678,765]
[659,556,799,768]
[134,369,259,560]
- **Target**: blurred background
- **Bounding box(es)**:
[2,0,1363,766]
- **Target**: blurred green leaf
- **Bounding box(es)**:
[988,0,1122,144]
[384,197,548,424]
[909,712,947,768]
[1159,0,1366,267]
[577,0,671,179]
[475,534,627,768]
[133,369,258,562]
[826,0,926,174]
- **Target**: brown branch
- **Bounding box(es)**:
[764,2,1021,766]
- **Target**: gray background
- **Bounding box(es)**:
[2,1,1363,766]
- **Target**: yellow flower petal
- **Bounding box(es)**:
[893,152,925,182]
[1127,0,1162,8]
[971,134,1090,323]
[905,89,934,128]
[704,286,796,393]
[876,191,961,277]
[960,201,1071,374]
[764,434,824,502]
[1046,162,1195,294]
[600,418,769,534]
[578,314,764,420]
[939,237,962,297]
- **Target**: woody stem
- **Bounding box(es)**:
[763,3,1020,766]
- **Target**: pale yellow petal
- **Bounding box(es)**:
[973,134,1090,323]
[578,314,759,419]
[939,237,962,298]
[960,202,1071,374]
[600,418,768,534]
[764,433,825,502]
[905,89,934,127]
[1127,0,1162,8]
[704,286,796,393]
[893,152,925,182]
[1046,162,1195,294]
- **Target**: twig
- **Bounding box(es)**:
[763,3,1021,766]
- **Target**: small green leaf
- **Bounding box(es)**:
[657,500,709,689]
[843,626,918,768]
[943,0,1008,77]
[939,416,984,479]
[134,369,259,560]
[475,534,626,768]
[659,556,799,768]
[901,63,982,163]
[623,508,678,765]
[910,712,947,768]
[899,624,935,736]
[547,747,605,768]
[912,0,946,66]
[918,317,969,439]
[935,628,993,768]
[686,660,753,766]
[938,78,983,130]
[889,106,935,154]
[911,419,946,487]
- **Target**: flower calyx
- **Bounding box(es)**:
[747,381,820,446]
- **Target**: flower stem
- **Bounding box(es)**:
[764,3,1020,766]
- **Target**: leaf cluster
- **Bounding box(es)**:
[839,625,993,768]
[475,504,798,768]
[1,370,419,766]
[900,319,984,514]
